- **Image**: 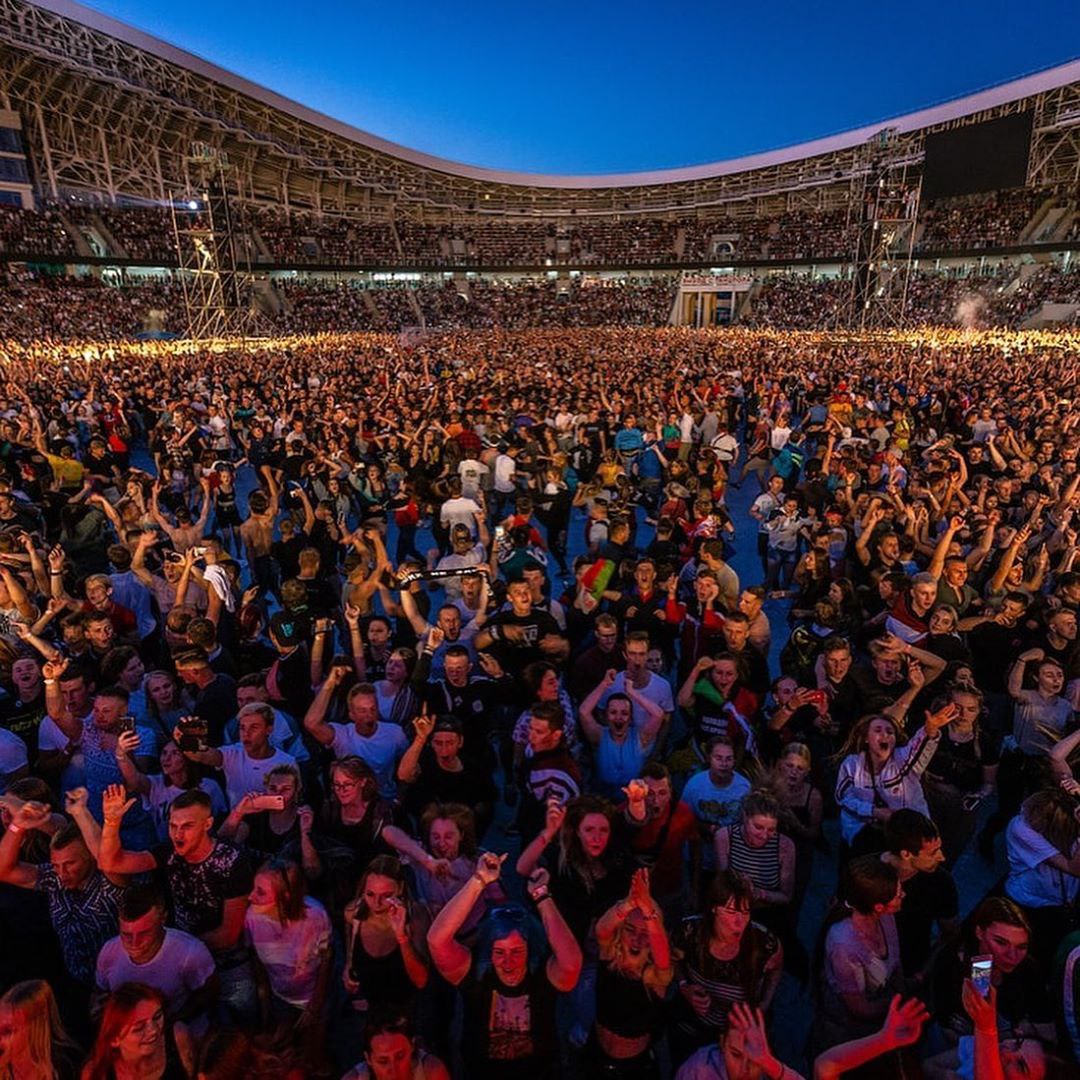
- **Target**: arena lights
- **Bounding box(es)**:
[3,326,1080,369]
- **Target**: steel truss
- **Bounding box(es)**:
[0,0,1077,227]
[172,147,267,340]
[837,133,922,330]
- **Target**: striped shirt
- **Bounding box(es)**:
[727,825,781,892]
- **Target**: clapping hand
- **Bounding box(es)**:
[628,868,659,917]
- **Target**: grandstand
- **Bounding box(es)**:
[0,0,1079,331]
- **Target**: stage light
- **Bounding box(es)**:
[188,200,199,210]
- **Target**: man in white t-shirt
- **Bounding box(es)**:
[95,885,216,1028]
[458,457,489,501]
[439,478,483,537]
[599,632,674,729]
[181,703,295,808]
[432,525,490,601]
[709,423,740,467]
[302,667,408,799]
[492,445,518,520]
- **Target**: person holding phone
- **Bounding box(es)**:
[217,765,319,876]
[178,703,296,809]
[930,897,1054,1044]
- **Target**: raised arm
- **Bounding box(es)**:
[528,868,582,992]
[302,665,348,748]
[397,712,433,784]
[114,731,151,798]
[516,800,564,879]
[0,801,48,889]
[96,785,158,876]
[625,681,667,747]
[814,995,928,1080]
[42,656,84,743]
[927,515,963,581]
[1007,648,1042,701]
[427,852,506,985]
[578,669,617,746]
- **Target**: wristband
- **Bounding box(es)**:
[531,889,551,904]
[471,873,487,887]
[7,823,22,834]
[44,678,56,685]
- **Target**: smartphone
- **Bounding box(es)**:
[176,717,207,753]
[494,525,506,542]
[251,794,286,812]
[971,954,993,998]
[805,689,829,709]
[189,546,207,558]
[118,714,136,736]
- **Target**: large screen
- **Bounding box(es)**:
[921,111,1033,200]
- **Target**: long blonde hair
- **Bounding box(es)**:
[598,906,673,999]
[0,980,77,1080]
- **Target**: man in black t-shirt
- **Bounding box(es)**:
[398,715,497,831]
[474,579,568,684]
[880,811,959,983]
[97,786,255,1022]
[174,650,238,747]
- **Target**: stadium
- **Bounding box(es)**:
[1,2,1080,1079]
[0,0,1079,337]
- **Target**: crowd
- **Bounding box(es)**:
[747,266,1080,330]
[8,264,1080,345]
[0,185,1072,270]
[0,321,1077,1080]
[915,188,1052,254]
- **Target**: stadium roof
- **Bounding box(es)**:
[23,0,1080,190]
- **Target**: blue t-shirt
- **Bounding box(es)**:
[680,770,751,870]
[614,428,645,454]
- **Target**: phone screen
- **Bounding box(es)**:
[971,955,992,998]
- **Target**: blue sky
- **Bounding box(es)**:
[83,0,1080,174]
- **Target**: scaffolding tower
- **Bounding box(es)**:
[840,130,922,330]
[171,144,267,340]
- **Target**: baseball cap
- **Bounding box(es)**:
[269,612,303,649]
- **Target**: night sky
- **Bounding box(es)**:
[83,0,1080,174]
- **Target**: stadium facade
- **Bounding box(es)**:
[0,0,1078,234]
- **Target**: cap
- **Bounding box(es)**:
[433,717,463,736]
